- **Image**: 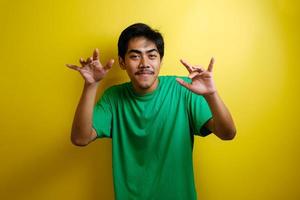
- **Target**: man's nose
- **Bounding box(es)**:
[138,56,150,68]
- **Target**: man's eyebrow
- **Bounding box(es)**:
[127,49,142,54]
[127,49,158,54]
[146,49,159,53]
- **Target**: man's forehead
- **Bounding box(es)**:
[127,37,158,52]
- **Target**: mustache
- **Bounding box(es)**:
[135,70,154,75]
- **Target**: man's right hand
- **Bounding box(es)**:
[66,48,114,85]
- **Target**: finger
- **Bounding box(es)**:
[86,57,93,64]
[193,65,204,71]
[189,71,205,79]
[176,78,192,90]
[193,65,203,69]
[79,58,86,65]
[188,71,199,79]
[208,57,215,72]
[66,64,80,71]
[104,59,115,70]
[192,67,205,73]
[79,69,90,74]
[180,59,193,73]
[93,48,99,61]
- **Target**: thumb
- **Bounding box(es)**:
[65,64,80,71]
[176,78,192,90]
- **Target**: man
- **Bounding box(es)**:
[66,23,236,200]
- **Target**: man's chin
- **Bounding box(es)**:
[137,82,152,89]
[136,77,153,86]
[130,75,159,92]
[133,80,157,93]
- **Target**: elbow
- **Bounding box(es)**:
[71,135,89,147]
[218,129,237,140]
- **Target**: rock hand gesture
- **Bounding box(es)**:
[66,48,114,85]
[176,58,216,96]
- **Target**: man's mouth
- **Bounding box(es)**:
[135,70,154,75]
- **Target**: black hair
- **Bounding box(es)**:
[118,23,164,60]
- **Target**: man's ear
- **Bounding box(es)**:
[160,57,163,66]
[119,56,126,70]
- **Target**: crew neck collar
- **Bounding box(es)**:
[129,77,161,100]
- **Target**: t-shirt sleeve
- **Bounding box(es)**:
[184,78,213,137]
[92,90,113,138]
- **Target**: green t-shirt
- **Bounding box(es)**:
[93,76,212,200]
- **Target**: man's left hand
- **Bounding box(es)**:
[176,57,217,96]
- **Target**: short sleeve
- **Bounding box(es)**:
[92,90,113,138]
[184,78,213,137]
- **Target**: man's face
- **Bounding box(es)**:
[119,37,162,94]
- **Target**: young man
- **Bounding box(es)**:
[66,23,236,200]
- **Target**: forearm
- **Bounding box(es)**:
[204,92,236,140]
[71,82,99,145]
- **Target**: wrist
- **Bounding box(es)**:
[203,91,218,101]
[84,81,100,89]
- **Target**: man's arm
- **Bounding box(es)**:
[70,83,99,146]
[176,57,236,140]
[204,92,236,140]
[66,48,114,146]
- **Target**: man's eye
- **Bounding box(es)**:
[130,55,139,59]
[149,54,157,58]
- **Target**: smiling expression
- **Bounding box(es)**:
[119,37,162,94]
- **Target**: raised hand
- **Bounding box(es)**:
[176,58,217,96]
[66,48,114,85]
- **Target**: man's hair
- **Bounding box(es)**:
[118,23,164,60]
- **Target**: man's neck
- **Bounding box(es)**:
[133,78,159,95]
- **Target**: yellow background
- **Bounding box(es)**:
[1,0,299,199]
